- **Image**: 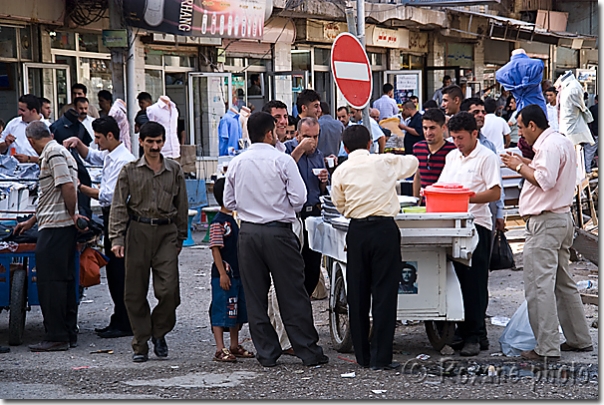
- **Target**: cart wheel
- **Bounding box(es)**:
[329,269,353,353]
[8,269,27,346]
[424,320,455,351]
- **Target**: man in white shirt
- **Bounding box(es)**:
[224,111,328,368]
[544,87,559,132]
[372,83,399,121]
[73,97,96,142]
[63,116,135,339]
[0,94,46,162]
[482,98,511,153]
[438,112,501,357]
[59,83,100,118]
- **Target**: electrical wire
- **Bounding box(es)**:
[66,0,108,27]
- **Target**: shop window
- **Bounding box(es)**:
[401,54,425,70]
[225,57,245,67]
[145,70,163,102]
[20,26,32,60]
[50,31,76,51]
[145,53,162,66]
[0,27,17,59]
[164,55,196,68]
[314,48,331,66]
[79,33,108,53]
[368,52,384,67]
[165,72,186,85]
[80,58,112,95]
[291,50,311,71]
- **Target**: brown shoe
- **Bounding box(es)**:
[520,349,560,361]
[29,341,69,352]
[282,348,295,356]
[560,342,593,352]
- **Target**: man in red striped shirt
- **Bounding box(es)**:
[412,109,456,200]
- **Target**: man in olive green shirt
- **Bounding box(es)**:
[109,121,188,363]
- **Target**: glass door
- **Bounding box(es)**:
[424,66,460,105]
[188,72,233,157]
[384,70,423,112]
[23,63,72,121]
[266,71,309,117]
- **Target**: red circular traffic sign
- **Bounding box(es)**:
[330,32,373,110]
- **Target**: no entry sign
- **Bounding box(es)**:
[330,33,373,110]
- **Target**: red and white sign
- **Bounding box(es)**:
[330,33,373,110]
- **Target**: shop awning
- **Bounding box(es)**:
[447,9,597,50]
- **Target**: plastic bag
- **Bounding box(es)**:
[499,300,536,356]
[490,230,515,270]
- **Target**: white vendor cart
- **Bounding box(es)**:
[305,212,478,352]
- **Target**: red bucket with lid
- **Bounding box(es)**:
[424,183,475,213]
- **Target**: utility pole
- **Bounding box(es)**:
[346,1,371,133]
[109,0,125,101]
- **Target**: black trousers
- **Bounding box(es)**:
[35,226,78,342]
[300,207,322,296]
[238,222,325,366]
[453,224,492,344]
[346,217,401,368]
[102,207,131,332]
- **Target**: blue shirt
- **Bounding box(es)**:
[495,53,547,116]
[218,110,241,156]
[284,138,326,207]
[318,115,345,157]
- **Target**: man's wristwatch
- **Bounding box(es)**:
[515,163,524,173]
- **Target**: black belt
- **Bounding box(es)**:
[351,216,392,222]
[130,215,174,226]
[242,221,291,228]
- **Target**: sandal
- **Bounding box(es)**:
[230,344,255,358]
[213,348,237,362]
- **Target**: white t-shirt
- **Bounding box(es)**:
[482,114,511,154]
[546,103,559,133]
[438,142,501,231]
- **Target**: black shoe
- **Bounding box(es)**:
[450,335,464,351]
[303,354,329,367]
[29,341,69,352]
[98,328,133,339]
[259,360,278,367]
[132,353,148,363]
[95,325,112,334]
[0,346,10,353]
[460,342,480,356]
[371,362,401,371]
[152,337,168,358]
[70,340,78,348]
[480,338,489,351]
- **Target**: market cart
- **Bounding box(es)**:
[306,212,478,352]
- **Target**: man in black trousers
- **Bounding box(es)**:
[15,121,85,351]
[331,125,418,370]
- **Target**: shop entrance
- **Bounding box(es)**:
[23,63,72,121]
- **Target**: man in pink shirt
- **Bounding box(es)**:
[501,105,592,361]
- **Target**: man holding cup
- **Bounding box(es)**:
[284,117,327,295]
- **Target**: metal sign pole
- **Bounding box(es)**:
[356,0,372,134]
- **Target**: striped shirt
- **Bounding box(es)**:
[37,140,79,230]
[108,155,189,247]
[413,140,456,189]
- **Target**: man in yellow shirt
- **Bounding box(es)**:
[331,125,418,370]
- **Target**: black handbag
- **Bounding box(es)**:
[490,230,515,270]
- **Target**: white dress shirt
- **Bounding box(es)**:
[1,116,44,156]
[438,142,501,231]
[85,143,135,207]
[373,95,399,120]
[558,76,594,145]
[482,114,510,154]
[224,143,307,224]
[546,103,559,133]
[146,96,180,158]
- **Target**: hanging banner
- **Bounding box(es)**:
[124,0,266,39]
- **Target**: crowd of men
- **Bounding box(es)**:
[0,76,594,368]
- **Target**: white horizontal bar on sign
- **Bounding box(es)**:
[333,61,370,81]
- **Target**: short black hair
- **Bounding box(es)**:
[442,85,464,102]
[98,90,113,103]
[460,97,484,112]
[296,89,321,112]
[213,177,226,207]
[39,97,51,105]
[320,101,330,116]
[262,100,288,114]
[448,112,477,134]
[337,106,349,114]
[0,119,4,129]
[137,92,152,102]
[250,74,260,83]
[92,116,120,140]
[287,115,297,126]
[19,94,41,113]
[545,87,557,94]
[443,75,451,83]
[72,83,88,95]
[139,121,166,141]
[73,97,89,106]
[247,112,276,143]
[342,125,371,153]
[423,100,439,110]
[383,83,394,94]
[410,96,419,102]
[422,108,446,126]
[518,104,549,130]
[484,98,498,114]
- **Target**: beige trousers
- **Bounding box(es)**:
[267,275,292,351]
[523,211,592,356]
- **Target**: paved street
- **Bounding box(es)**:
[0,231,598,400]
